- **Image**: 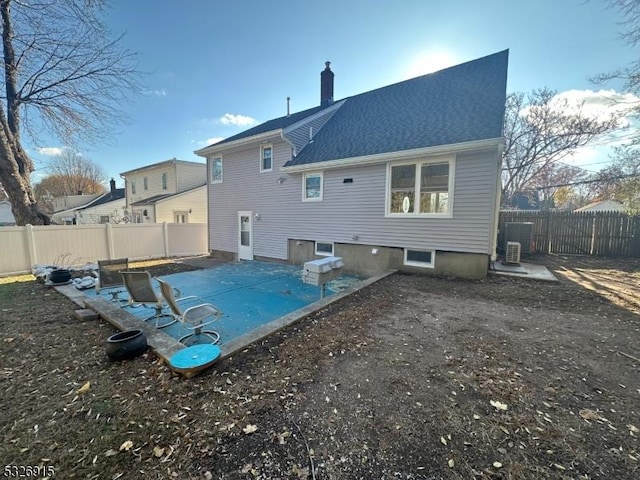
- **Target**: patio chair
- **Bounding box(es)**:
[157,277,221,346]
[121,271,177,329]
[96,258,129,304]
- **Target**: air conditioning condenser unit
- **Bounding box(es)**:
[504,241,521,265]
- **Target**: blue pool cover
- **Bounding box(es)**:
[89,261,360,345]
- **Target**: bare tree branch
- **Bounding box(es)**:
[0,0,142,225]
[502,88,622,206]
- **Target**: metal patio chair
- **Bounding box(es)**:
[121,271,177,329]
[96,258,129,304]
[156,277,221,345]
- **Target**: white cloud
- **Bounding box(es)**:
[194,137,225,147]
[142,88,167,97]
[551,89,640,124]
[37,147,64,156]
[219,113,257,126]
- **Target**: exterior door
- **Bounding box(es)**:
[238,211,253,260]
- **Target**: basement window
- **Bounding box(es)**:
[404,249,434,268]
[315,241,334,256]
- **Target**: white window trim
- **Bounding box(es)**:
[303,172,323,202]
[315,241,334,256]
[404,248,435,268]
[385,155,455,218]
[260,144,273,172]
[210,156,223,184]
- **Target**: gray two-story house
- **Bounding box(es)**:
[195,51,508,278]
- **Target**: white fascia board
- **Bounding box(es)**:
[194,130,283,157]
[280,138,504,173]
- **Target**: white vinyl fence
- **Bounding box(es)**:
[0,223,208,276]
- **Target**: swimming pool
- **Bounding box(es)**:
[89,261,360,345]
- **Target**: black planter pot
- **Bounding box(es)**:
[106,330,148,361]
[49,268,71,284]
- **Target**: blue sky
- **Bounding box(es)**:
[27,0,638,187]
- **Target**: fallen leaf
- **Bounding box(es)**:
[76,381,91,395]
[242,424,258,434]
[490,400,508,411]
[493,461,503,468]
[448,459,455,468]
[440,436,447,446]
[4,337,14,343]
[153,446,164,458]
[104,449,118,457]
[628,424,639,433]
[579,409,600,421]
[119,440,133,452]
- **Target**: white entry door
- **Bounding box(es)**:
[238,211,253,260]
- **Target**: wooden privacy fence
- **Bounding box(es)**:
[499,210,640,257]
[0,222,208,276]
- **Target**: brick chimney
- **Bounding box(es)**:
[110,178,116,194]
[320,61,334,107]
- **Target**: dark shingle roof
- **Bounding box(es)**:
[284,50,508,167]
[79,188,125,209]
[130,193,173,206]
[209,105,328,147]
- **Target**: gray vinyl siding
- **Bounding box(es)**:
[176,162,207,192]
[208,143,500,258]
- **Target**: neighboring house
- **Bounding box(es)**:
[195,51,508,279]
[74,179,126,224]
[575,199,626,212]
[120,159,207,223]
[50,179,125,224]
[51,193,102,213]
[0,200,16,226]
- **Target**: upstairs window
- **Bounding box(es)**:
[387,158,453,216]
[260,145,272,172]
[143,177,148,190]
[303,172,323,201]
[131,179,136,194]
[161,172,168,190]
[211,157,223,183]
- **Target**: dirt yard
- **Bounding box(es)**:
[0,255,639,479]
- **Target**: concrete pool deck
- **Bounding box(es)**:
[57,264,394,377]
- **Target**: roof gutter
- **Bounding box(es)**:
[194,129,283,157]
[280,137,504,173]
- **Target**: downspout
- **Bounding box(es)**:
[490,142,504,261]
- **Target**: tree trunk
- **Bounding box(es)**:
[0,134,49,225]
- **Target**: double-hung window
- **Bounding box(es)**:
[161,173,168,190]
[143,177,148,190]
[303,172,323,201]
[131,179,136,194]
[211,156,223,183]
[387,158,453,216]
[260,145,272,172]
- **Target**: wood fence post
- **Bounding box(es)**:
[544,210,552,253]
